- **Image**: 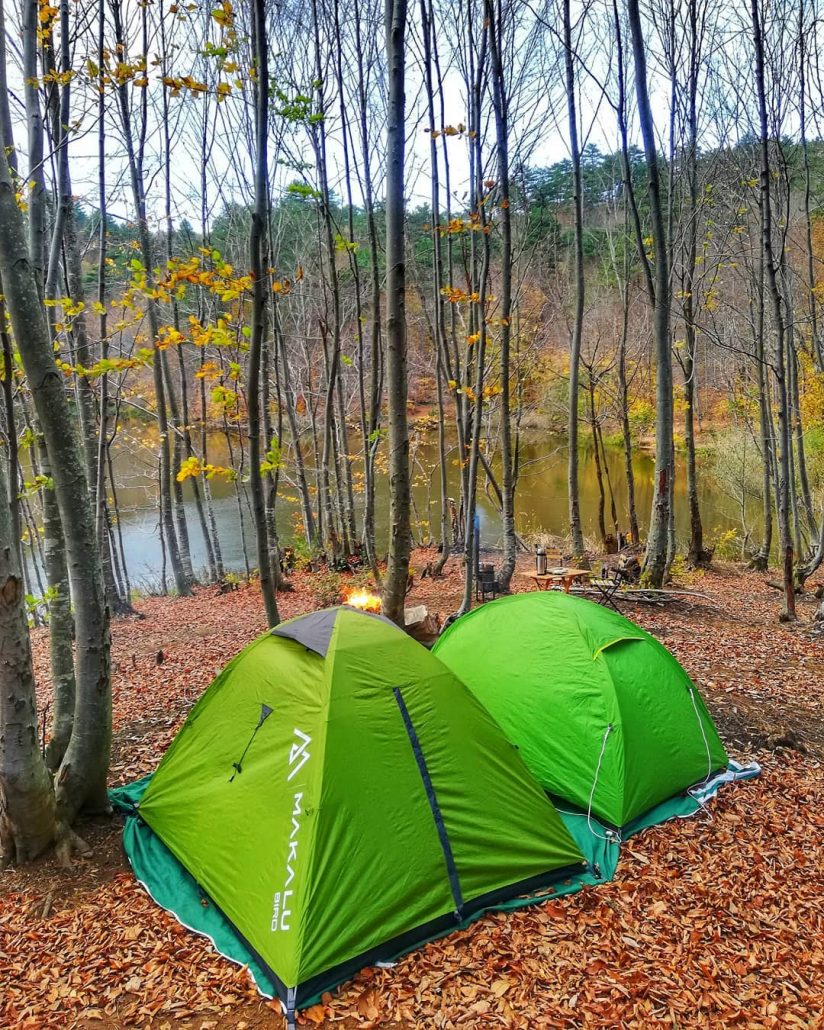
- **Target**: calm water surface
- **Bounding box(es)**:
[101,428,747,586]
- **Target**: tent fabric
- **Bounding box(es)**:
[432,591,729,830]
[111,759,759,1009]
[270,605,395,657]
[131,606,586,1009]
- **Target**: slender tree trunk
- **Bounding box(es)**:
[353,0,383,577]
[586,370,607,546]
[749,230,773,571]
[787,328,817,542]
[39,441,76,773]
[487,0,517,590]
[798,0,823,373]
[628,0,673,587]
[458,12,490,616]
[382,0,411,625]
[420,0,451,577]
[0,299,22,562]
[110,0,189,596]
[751,0,795,621]
[248,0,278,627]
[564,0,586,561]
[22,0,47,292]
[682,0,705,567]
[615,206,639,544]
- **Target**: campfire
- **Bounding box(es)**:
[345,590,382,613]
[343,590,440,648]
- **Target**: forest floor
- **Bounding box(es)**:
[2,553,823,1029]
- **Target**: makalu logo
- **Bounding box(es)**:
[287,727,311,781]
[272,728,312,934]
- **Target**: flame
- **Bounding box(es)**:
[345,589,382,613]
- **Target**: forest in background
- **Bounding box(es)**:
[2,0,824,862]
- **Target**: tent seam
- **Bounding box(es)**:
[296,607,337,987]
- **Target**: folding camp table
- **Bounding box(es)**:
[527,568,590,594]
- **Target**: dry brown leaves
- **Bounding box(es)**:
[1,556,823,1028]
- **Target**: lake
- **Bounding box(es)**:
[99,427,747,586]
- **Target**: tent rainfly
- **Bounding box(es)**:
[433,591,729,831]
[135,605,587,1024]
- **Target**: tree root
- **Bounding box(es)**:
[54,825,92,871]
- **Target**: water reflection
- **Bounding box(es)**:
[102,430,747,583]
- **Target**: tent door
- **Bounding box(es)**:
[392,686,464,919]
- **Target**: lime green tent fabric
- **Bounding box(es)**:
[135,605,586,1017]
[433,592,728,830]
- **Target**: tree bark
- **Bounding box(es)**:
[627,0,673,588]
[0,451,56,868]
[110,0,189,597]
[488,0,517,591]
[381,0,412,626]
[564,0,587,562]
[247,0,279,627]
[0,144,112,822]
[751,0,795,621]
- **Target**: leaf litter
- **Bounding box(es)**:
[1,555,823,1028]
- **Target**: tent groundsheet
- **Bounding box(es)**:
[112,758,759,1010]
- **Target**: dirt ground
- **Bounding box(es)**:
[1,552,823,1028]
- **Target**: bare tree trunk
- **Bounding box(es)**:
[681,0,706,567]
[458,9,490,616]
[0,450,56,868]
[586,368,607,546]
[248,0,278,627]
[279,339,316,543]
[93,0,131,615]
[798,0,824,372]
[0,299,22,563]
[381,0,411,625]
[110,0,189,597]
[564,0,586,562]
[22,0,47,291]
[487,0,517,591]
[0,143,111,823]
[420,0,451,577]
[615,202,639,544]
[353,0,383,577]
[29,0,79,767]
[751,0,795,621]
[628,0,673,588]
[748,229,773,571]
[39,440,76,772]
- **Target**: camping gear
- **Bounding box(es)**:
[130,605,586,1023]
[476,563,499,603]
[433,591,729,830]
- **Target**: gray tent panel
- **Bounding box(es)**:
[272,605,398,657]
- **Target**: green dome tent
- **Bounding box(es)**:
[433,592,728,831]
[134,605,586,1022]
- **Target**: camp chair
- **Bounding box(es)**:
[588,570,621,611]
